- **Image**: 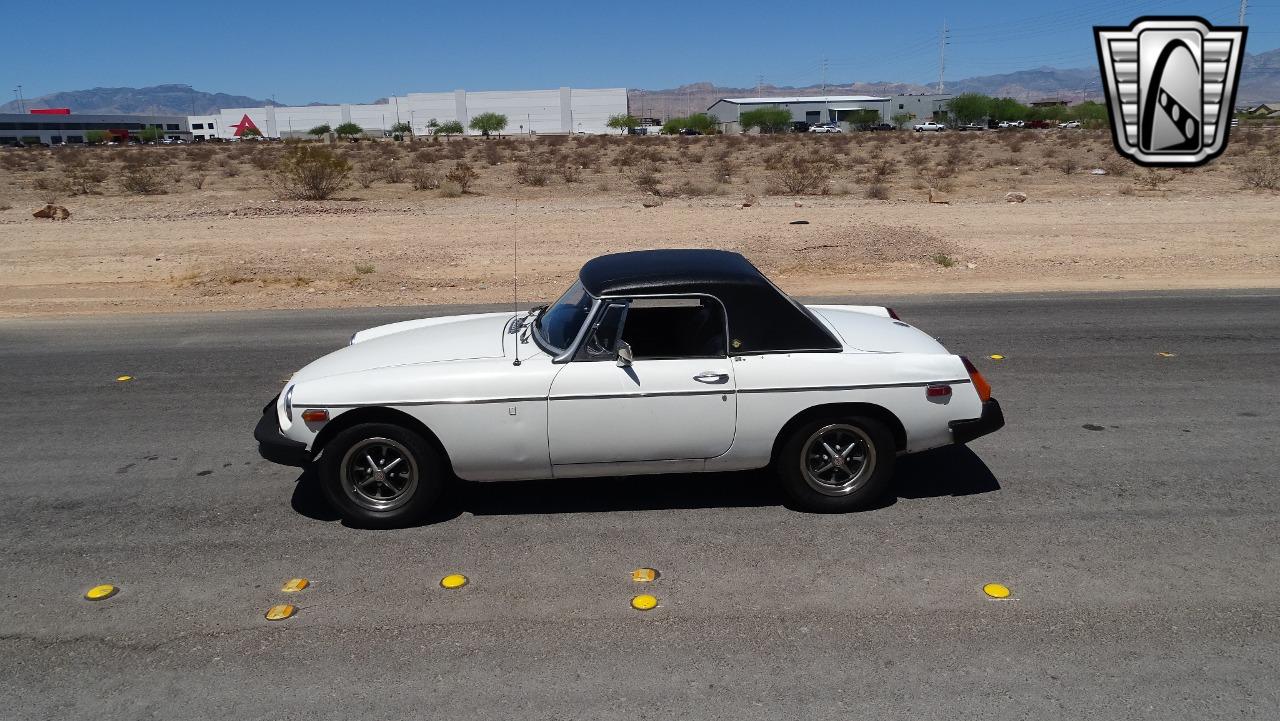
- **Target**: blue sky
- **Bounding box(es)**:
[2,0,1275,104]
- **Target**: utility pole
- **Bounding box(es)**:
[820,57,828,95]
[756,75,764,95]
[1239,0,1248,25]
[15,84,25,113]
[937,20,949,94]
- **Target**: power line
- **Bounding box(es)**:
[937,20,949,93]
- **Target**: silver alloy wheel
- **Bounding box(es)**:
[799,423,877,497]
[339,437,420,512]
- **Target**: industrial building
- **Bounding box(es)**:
[0,112,191,145]
[198,87,628,139]
[706,93,954,132]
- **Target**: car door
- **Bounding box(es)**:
[547,297,737,468]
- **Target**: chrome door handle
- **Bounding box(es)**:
[693,371,729,383]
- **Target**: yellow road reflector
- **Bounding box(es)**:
[440,573,468,589]
[281,578,309,593]
[265,604,295,621]
[1156,351,1176,358]
[84,584,118,601]
[115,375,133,382]
[631,568,658,582]
[989,354,1004,360]
[631,594,658,611]
[983,583,1011,599]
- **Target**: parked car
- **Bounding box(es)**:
[678,128,703,136]
[865,123,896,131]
[256,249,1005,527]
[913,121,946,132]
[1025,120,1053,129]
[997,120,1024,129]
[957,123,986,131]
[1058,120,1081,129]
[808,123,842,133]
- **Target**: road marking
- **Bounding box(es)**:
[84,584,118,601]
[631,594,658,611]
[115,375,133,382]
[631,568,658,582]
[265,604,295,620]
[440,573,468,589]
[983,583,1011,599]
[1156,351,1177,357]
[281,578,309,593]
[989,354,1005,360]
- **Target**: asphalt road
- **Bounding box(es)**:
[1,290,1277,720]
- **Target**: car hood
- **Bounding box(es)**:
[807,305,949,354]
[292,312,513,382]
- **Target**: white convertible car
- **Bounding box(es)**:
[256,250,1003,526]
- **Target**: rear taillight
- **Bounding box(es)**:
[960,356,992,402]
[886,307,901,320]
[926,384,952,398]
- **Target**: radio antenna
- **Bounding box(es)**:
[512,196,522,366]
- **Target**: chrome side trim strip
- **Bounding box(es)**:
[738,379,971,394]
[300,379,970,408]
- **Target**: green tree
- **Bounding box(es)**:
[890,112,913,129]
[607,114,640,134]
[390,121,412,135]
[139,126,164,142]
[469,112,508,137]
[989,97,1028,122]
[1068,100,1109,128]
[844,109,881,128]
[947,93,993,125]
[239,126,263,139]
[1027,105,1068,122]
[434,120,464,138]
[307,123,331,137]
[334,122,364,141]
[739,107,792,133]
[85,130,111,144]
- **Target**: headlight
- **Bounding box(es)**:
[283,384,295,422]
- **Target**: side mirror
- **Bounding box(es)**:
[615,341,634,368]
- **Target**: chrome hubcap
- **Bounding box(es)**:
[800,423,876,496]
[340,437,419,512]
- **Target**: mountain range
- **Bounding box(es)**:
[4,47,1277,117]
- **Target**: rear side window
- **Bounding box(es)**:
[622,297,726,359]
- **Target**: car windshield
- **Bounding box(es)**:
[533,280,595,355]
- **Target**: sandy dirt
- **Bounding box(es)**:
[0,131,1276,317]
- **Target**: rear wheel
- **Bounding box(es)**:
[318,422,444,528]
[777,416,896,512]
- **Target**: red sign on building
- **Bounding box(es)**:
[30,108,71,115]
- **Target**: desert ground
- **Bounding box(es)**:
[0,129,1276,316]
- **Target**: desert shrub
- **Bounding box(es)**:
[766,156,831,195]
[380,162,406,183]
[444,161,478,192]
[1135,168,1173,190]
[438,180,463,197]
[120,167,168,195]
[483,142,503,166]
[865,183,890,200]
[191,175,206,190]
[0,199,11,211]
[558,162,582,183]
[903,147,929,171]
[673,179,715,197]
[221,162,241,177]
[627,162,662,195]
[354,167,377,188]
[277,145,351,200]
[515,159,551,186]
[1057,156,1079,175]
[410,168,439,190]
[866,157,897,180]
[1099,155,1130,177]
[247,150,276,171]
[1238,153,1280,189]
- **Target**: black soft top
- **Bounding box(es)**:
[578,249,841,354]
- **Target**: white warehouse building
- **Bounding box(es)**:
[191,87,628,139]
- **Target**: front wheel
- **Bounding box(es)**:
[318,422,445,528]
[777,416,896,512]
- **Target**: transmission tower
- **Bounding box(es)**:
[937,20,949,94]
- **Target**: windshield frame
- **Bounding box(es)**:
[531,281,601,363]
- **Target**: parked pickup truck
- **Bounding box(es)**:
[913,121,946,132]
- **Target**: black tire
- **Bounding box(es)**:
[777,415,896,512]
[318,422,445,528]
